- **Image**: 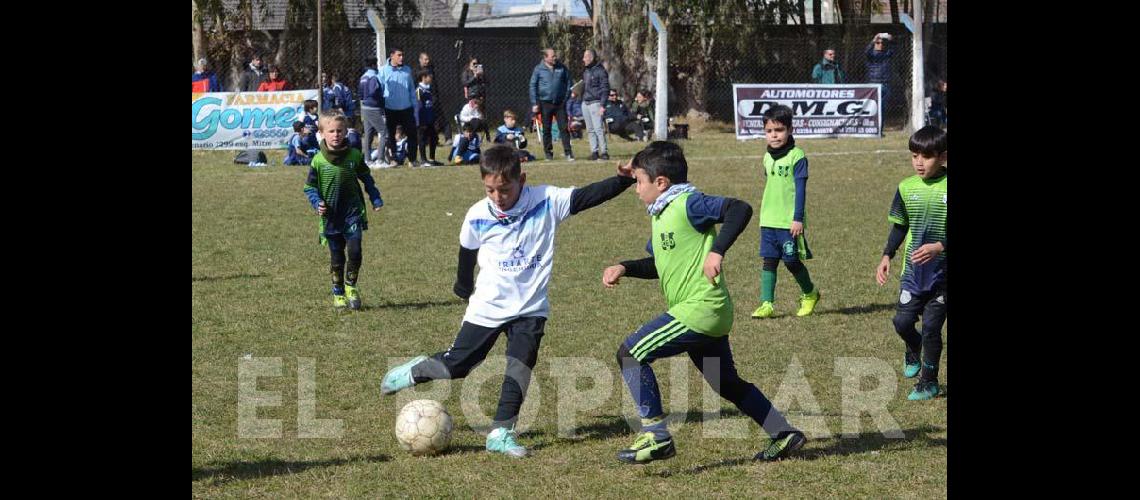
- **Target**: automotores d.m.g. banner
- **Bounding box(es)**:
[732,84,882,140]
[192,90,319,150]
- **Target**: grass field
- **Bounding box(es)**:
[192,128,947,498]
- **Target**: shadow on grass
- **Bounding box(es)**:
[192,454,390,485]
[437,444,486,456]
[534,409,747,445]
[652,424,947,476]
[191,273,267,282]
[821,302,897,316]
[362,299,464,311]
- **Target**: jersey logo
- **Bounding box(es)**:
[782,240,796,257]
[910,194,920,201]
[510,244,526,260]
[942,194,947,204]
[659,232,676,250]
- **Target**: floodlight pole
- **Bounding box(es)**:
[649,10,667,141]
[910,0,925,131]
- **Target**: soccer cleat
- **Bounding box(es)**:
[616,432,676,464]
[754,431,806,461]
[589,152,599,161]
[545,152,555,161]
[420,161,433,168]
[332,293,348,308]
[796,288,821,317]
[486,427,528,458]
[601,153,610,161]
[453,156,464,165]
[565,153,575,162]
[345,285,362,310]
[903,351,921,378]
[908,380,940,400]
[751,301,775,318]
[381,355,426,395]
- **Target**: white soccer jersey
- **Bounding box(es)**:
[459,184,575,327]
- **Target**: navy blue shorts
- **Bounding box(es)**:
[622,313,726,363]
[759,226,812,261]
[325,212,365,241]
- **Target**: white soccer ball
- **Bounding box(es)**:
[394,399,453,456]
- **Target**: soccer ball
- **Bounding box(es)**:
[394,399,453,456]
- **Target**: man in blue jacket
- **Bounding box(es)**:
[359,57,387,166]
[378,48,418,166]
[529,49,575,162]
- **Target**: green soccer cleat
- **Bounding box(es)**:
[345,285,362,310]
[903,351,921,378]
[754,431,806,461]
[332,293,348,308]
[486,427,529,458]
[908,380,940,400]
[751,302,775,319]
[381,355,426,395]
[796,288,820,317]
[616,432,676,464]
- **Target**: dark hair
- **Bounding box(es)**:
[632,141,688,184]
[908,126,948,157]
[389,47,403,56]
[365,57,378,67]
[480,145,522,181]
[293,121,304,132]
[303,99,318,112]
[462,122,474,133]
[762,104,794,130]
[416,70,432,82]
[267,64,280,74]
[637,89,652,100]
[395,125,406,135]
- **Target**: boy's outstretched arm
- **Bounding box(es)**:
[454,246,478,300]
[568,161,635,215]
[303,167,322,210]
[604,257,657,288]
[876,223,907,286]
[878,189,908,285]
[354,163,384,209]
[701,197,753,284]
[604,239,659,288]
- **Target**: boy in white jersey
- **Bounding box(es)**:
[381,144,635,457]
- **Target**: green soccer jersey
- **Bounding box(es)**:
[758,146,807,229]
[888,173,947,293]
[303,148,374,243]
[651,192,734,336]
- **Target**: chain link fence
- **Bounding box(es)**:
[196,10,946,135]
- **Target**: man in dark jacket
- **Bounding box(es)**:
[529,49,574,161]
[238,54,266,92]
[866,34,895,116]
[579,49,610,161]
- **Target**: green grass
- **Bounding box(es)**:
[192,130,946,498]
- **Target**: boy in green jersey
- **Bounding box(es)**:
[751,105,820,319]
[875,126,948,401]
[302,112,384,310]
[603,141,805,464]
